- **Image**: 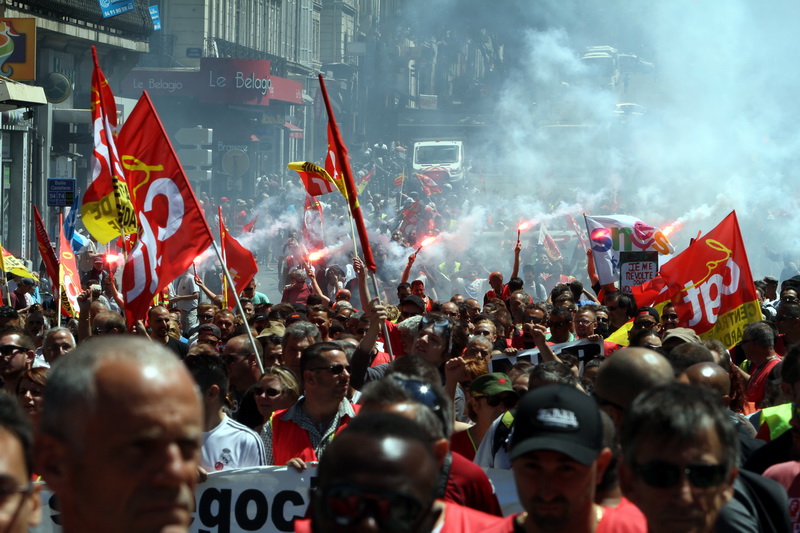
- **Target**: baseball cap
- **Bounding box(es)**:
[509,384,603,465]
[635,306,659,322]
[19,278,35,287]
[470,373,516,397]
[0,306,18,319]
[197,324,222,338]
[401,295,426,312]
[662,327,701,345]
[257,321,286,339]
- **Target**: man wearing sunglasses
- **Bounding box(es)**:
[0,328,34,394]
[263,341,357,469]
[619,383,738,533]
[300,412,503,533]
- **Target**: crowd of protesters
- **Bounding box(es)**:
[4,169,800,531]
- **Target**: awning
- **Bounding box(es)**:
[282,121,303,138]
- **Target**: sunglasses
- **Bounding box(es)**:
[391,377,447,431]
[596,317,609,323]
[253,386,282,397]
[316,483,429,531]
[662,313,679,320]
[633,460,728,489]
[523,316,543,324]
[309,364,351,375]
[472,394,517,408]
[548,320,568,328]
[199,314,215,320]
[0,345,25,357]
[420,315,449,328]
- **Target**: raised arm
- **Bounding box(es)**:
[510,240,522,280]
[401,253,416,284]
[307,267,331,305]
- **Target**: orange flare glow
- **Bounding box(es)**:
[307,251,324,262]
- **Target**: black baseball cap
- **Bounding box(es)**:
[509,384,603,465]
[401,295,426,311]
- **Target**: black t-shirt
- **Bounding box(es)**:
[163,336,189,359]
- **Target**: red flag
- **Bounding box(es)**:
[82,47,137,246]
[538,224,562,261]
[393,174,405,187]
[563,214,590,250]
[303,194,324,250]
[117,92,215,326]
[219,208,257,310]
[33,206,59,295]
[57,215,82,317]
[242,214,259,233]
[634,211,759,348]
[288,161,343,197]
[357,168,376,194]
[318,74,377,272]
[416,172,442,196]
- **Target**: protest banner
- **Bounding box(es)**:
[32,465,524,531]
[33,466,315,533]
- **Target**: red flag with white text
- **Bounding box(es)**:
[634,211,759,348]
[117,92,215,326]
[82,47,137,245]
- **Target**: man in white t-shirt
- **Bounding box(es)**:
[184,353,266,472]
[172,269,199,335]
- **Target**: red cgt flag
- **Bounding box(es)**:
[117,92,215,326]
[633,211,759,348]
[219,208,257,310]
[416,172,442,196]
[319,74,377,272]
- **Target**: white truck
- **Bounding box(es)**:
[411,139,467,184]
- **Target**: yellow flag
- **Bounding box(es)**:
[0,244,38,280]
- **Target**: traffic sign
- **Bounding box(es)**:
[175,126,213,146]
[178,148,213,167]
[47,178,75,207]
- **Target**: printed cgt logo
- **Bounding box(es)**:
[681,258,741,327]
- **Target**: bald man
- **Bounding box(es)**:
[593,347,674,430]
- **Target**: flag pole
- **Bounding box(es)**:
[3,277,9,307]
[218,207,229,309]
[56,264,62,328]
[369,273,394,359]
[209,239,263,374]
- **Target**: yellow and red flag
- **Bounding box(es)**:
[288,161,346,198]
[57,215,82,317]
[219,207,257,310]
[117,92,215,326]
[632,211,759,348]
[82,46,137,246]
[0,246,37,280]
